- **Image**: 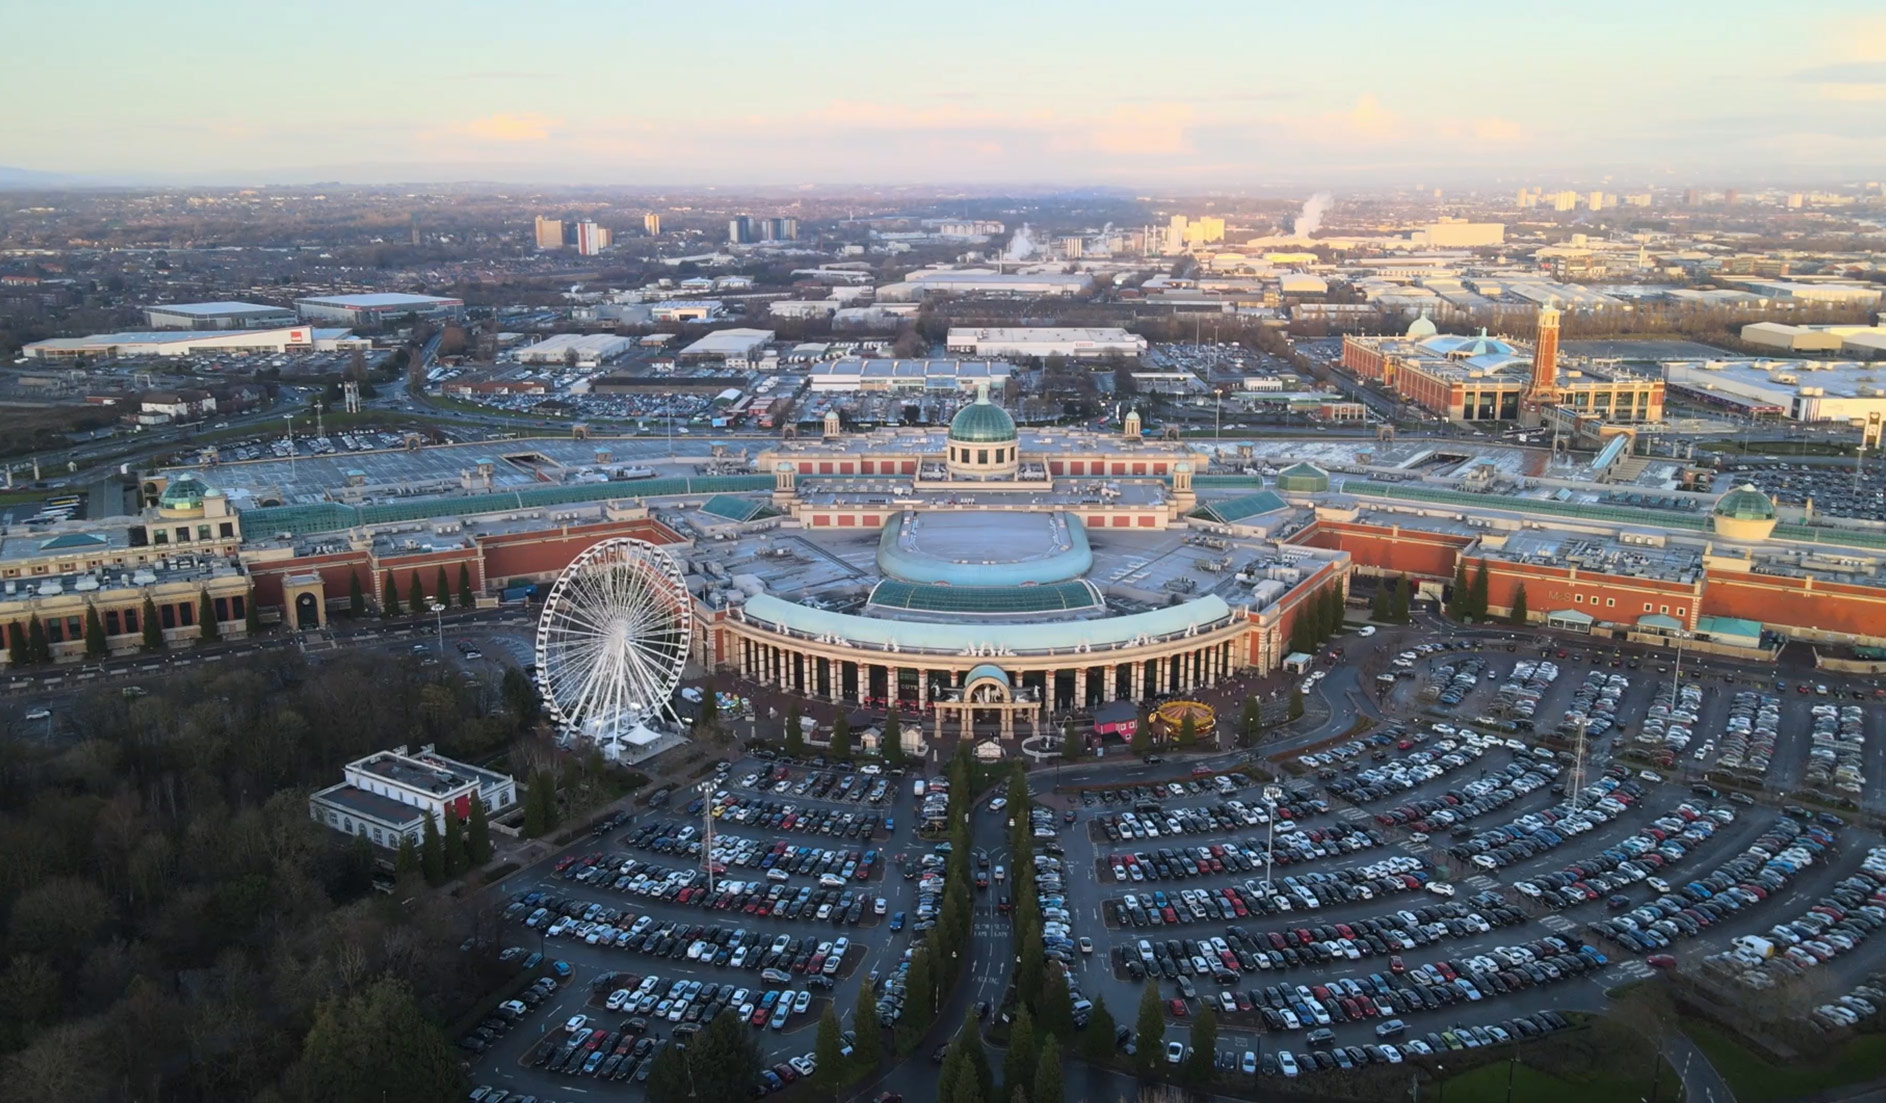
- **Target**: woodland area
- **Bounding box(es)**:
[0,646,551,1103]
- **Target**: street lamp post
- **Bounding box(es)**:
[1262,784,1283,892]
[430,601,446,655]
[698,779,717,895]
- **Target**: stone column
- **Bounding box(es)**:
[888,665,902,709]
[1131,662,1144,702]
[1074,667,1088,711]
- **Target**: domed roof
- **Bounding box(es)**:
[1714,484,1775,521]
[948,388,1017,444]
[158,474,210,511]
[1405,313,1438,338]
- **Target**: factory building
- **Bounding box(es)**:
[294,293,464,326]
[143,301,297,330]
[945,327,1147,360]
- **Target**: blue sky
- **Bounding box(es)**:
[5,0,1884,185]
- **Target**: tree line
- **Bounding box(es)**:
[0,645,545,1102]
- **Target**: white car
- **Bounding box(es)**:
[564,1014,590,1034]
[1278,1050,1300,1077]
[1427,881,1456,897]
[1166,1041,1187,1065]
[23,708,49,722]
[1358,626,1377,637]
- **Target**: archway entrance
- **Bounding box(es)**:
[931,664,1042,744]
[281,572,328,631]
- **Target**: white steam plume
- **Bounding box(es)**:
[1005,223,1037,261]
[1292,193,1332,239]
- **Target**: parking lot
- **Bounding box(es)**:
[463,755,978,1101]
[445,623,1886,1095]
[1031,636,1886,1082]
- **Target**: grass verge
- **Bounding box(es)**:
[1685,1021,1886,1102]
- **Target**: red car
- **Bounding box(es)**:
[1647,955,1677,969]
[1168,999,1188,1018]
[1390,955,1406,974]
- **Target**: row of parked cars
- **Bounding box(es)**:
[555,845,882,923]
[1515,802,1734,909]
[590,970,822,1032]
[1591,815,1835,953]
[1559,669,1631,739]
[1124,896,1526,984]
[1264,1008,1576,1078]
[1105,823,1383,884]
[526,1016,663,1082]
[1096,796,1330,844]
[1444,769,1650,870]
[1420,656,1488,710]
[1111,858,1435,930]
[1809,970,1885,1036]
[734,766,894,805]
[1711,691,1781,777]
[1491,660,1560,729]
[1371,760,1559,835]
[1324,730,1503,802]
[1182,932,1608,1036]
[1081,774,1274,807]
[459,974,559,1054]
[1712,846,1886,990]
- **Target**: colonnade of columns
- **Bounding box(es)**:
[728,631,1246,720]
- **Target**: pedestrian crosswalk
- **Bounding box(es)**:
[1464,874,1498,890]
[1539,914,1576,933]
[1607,959,1655,982]
[1337,807,1370,822]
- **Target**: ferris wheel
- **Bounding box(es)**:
[535,537,693,742]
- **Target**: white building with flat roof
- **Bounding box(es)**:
[308,744,517,848]
[24,325,317,359]
[144,301,297,329]
[295,292,465,325]
[679,328,774,360]
[887,270,1092,299]
[945,326,1148,360]
[808,358,1014,392]
[514,333,633,365]
[1729,280,1882,306]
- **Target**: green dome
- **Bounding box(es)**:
[948,392,1016,444]
[159,475,209,511]
[1713,484,1774,521]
